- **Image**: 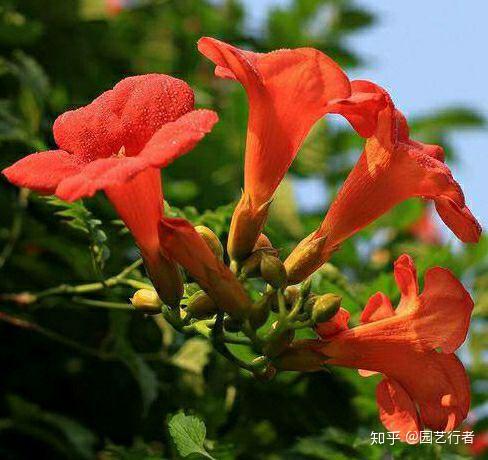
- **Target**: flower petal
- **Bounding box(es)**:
[200,37,351,206]
[394,254,418,298]
[393,254,419,314]
[435,197,482,243]
[55,156,147,201]
[328,80,387,138]
[158,218,251,318]
[55,110,218,202]
[415,266,474,353]
[376,378,421,441]
[139,110,218,166]
[361,292,395,324]
[414,353,470,432]
[105,168,163,254]
[325,343,470,433]
[315,307,350,339]
[2,150,82,194]
[53,74,195,160]
[301,256,473,439]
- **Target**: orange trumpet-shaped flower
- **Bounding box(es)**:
[276,255,473,441]
[285,82,481,283]
[158,218,252,318]
[198,37,386,260]
[3,75,218,306]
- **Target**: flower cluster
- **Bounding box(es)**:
[3,38,481,441]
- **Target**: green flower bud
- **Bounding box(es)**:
[195,225,224,260]
[260,253,287,288]
[284,285,300,306]
[187,290,218,319]
[311,293,342,324]
[130,289,162,314]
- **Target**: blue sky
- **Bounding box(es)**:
[243,0,487,229]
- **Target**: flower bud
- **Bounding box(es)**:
[186,290,218,319]
[263,322,295,358]
[249,294,271,329]
[130,288,162,314]
[273,347,324,372]
[194,225,224,260]
[285,285,300,305]
[240,251,263,278]
[284,233,328,284]
[260,253,287,288]
[228,192,272,261]
[311,293,342,324]
[142,251,184,308]
[254,233,273,250]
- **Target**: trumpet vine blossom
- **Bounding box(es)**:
[198,38,386,261]
[277,255,473,441]
[285,82,481,283]
[3,74,218,306]
[1,37,481,446]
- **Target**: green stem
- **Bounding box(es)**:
[72,297,134,310]
[12,259,145,303]
[241,320,263,350]
[291,319,313,330]
[287,294,305,322]
[187,319,251,346]
[211,313,258,373]
[277,289,287,320]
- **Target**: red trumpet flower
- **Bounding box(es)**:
[158,218,251,317]
[198,38,385,261]
[277,255,473,441]
[285,82,481,283]
[3,74,218,306]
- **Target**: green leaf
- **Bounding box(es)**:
[410,107,485,134]
[44,197,110,275]
[168,412,215,459]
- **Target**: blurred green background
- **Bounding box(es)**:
[0,0,486,458]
